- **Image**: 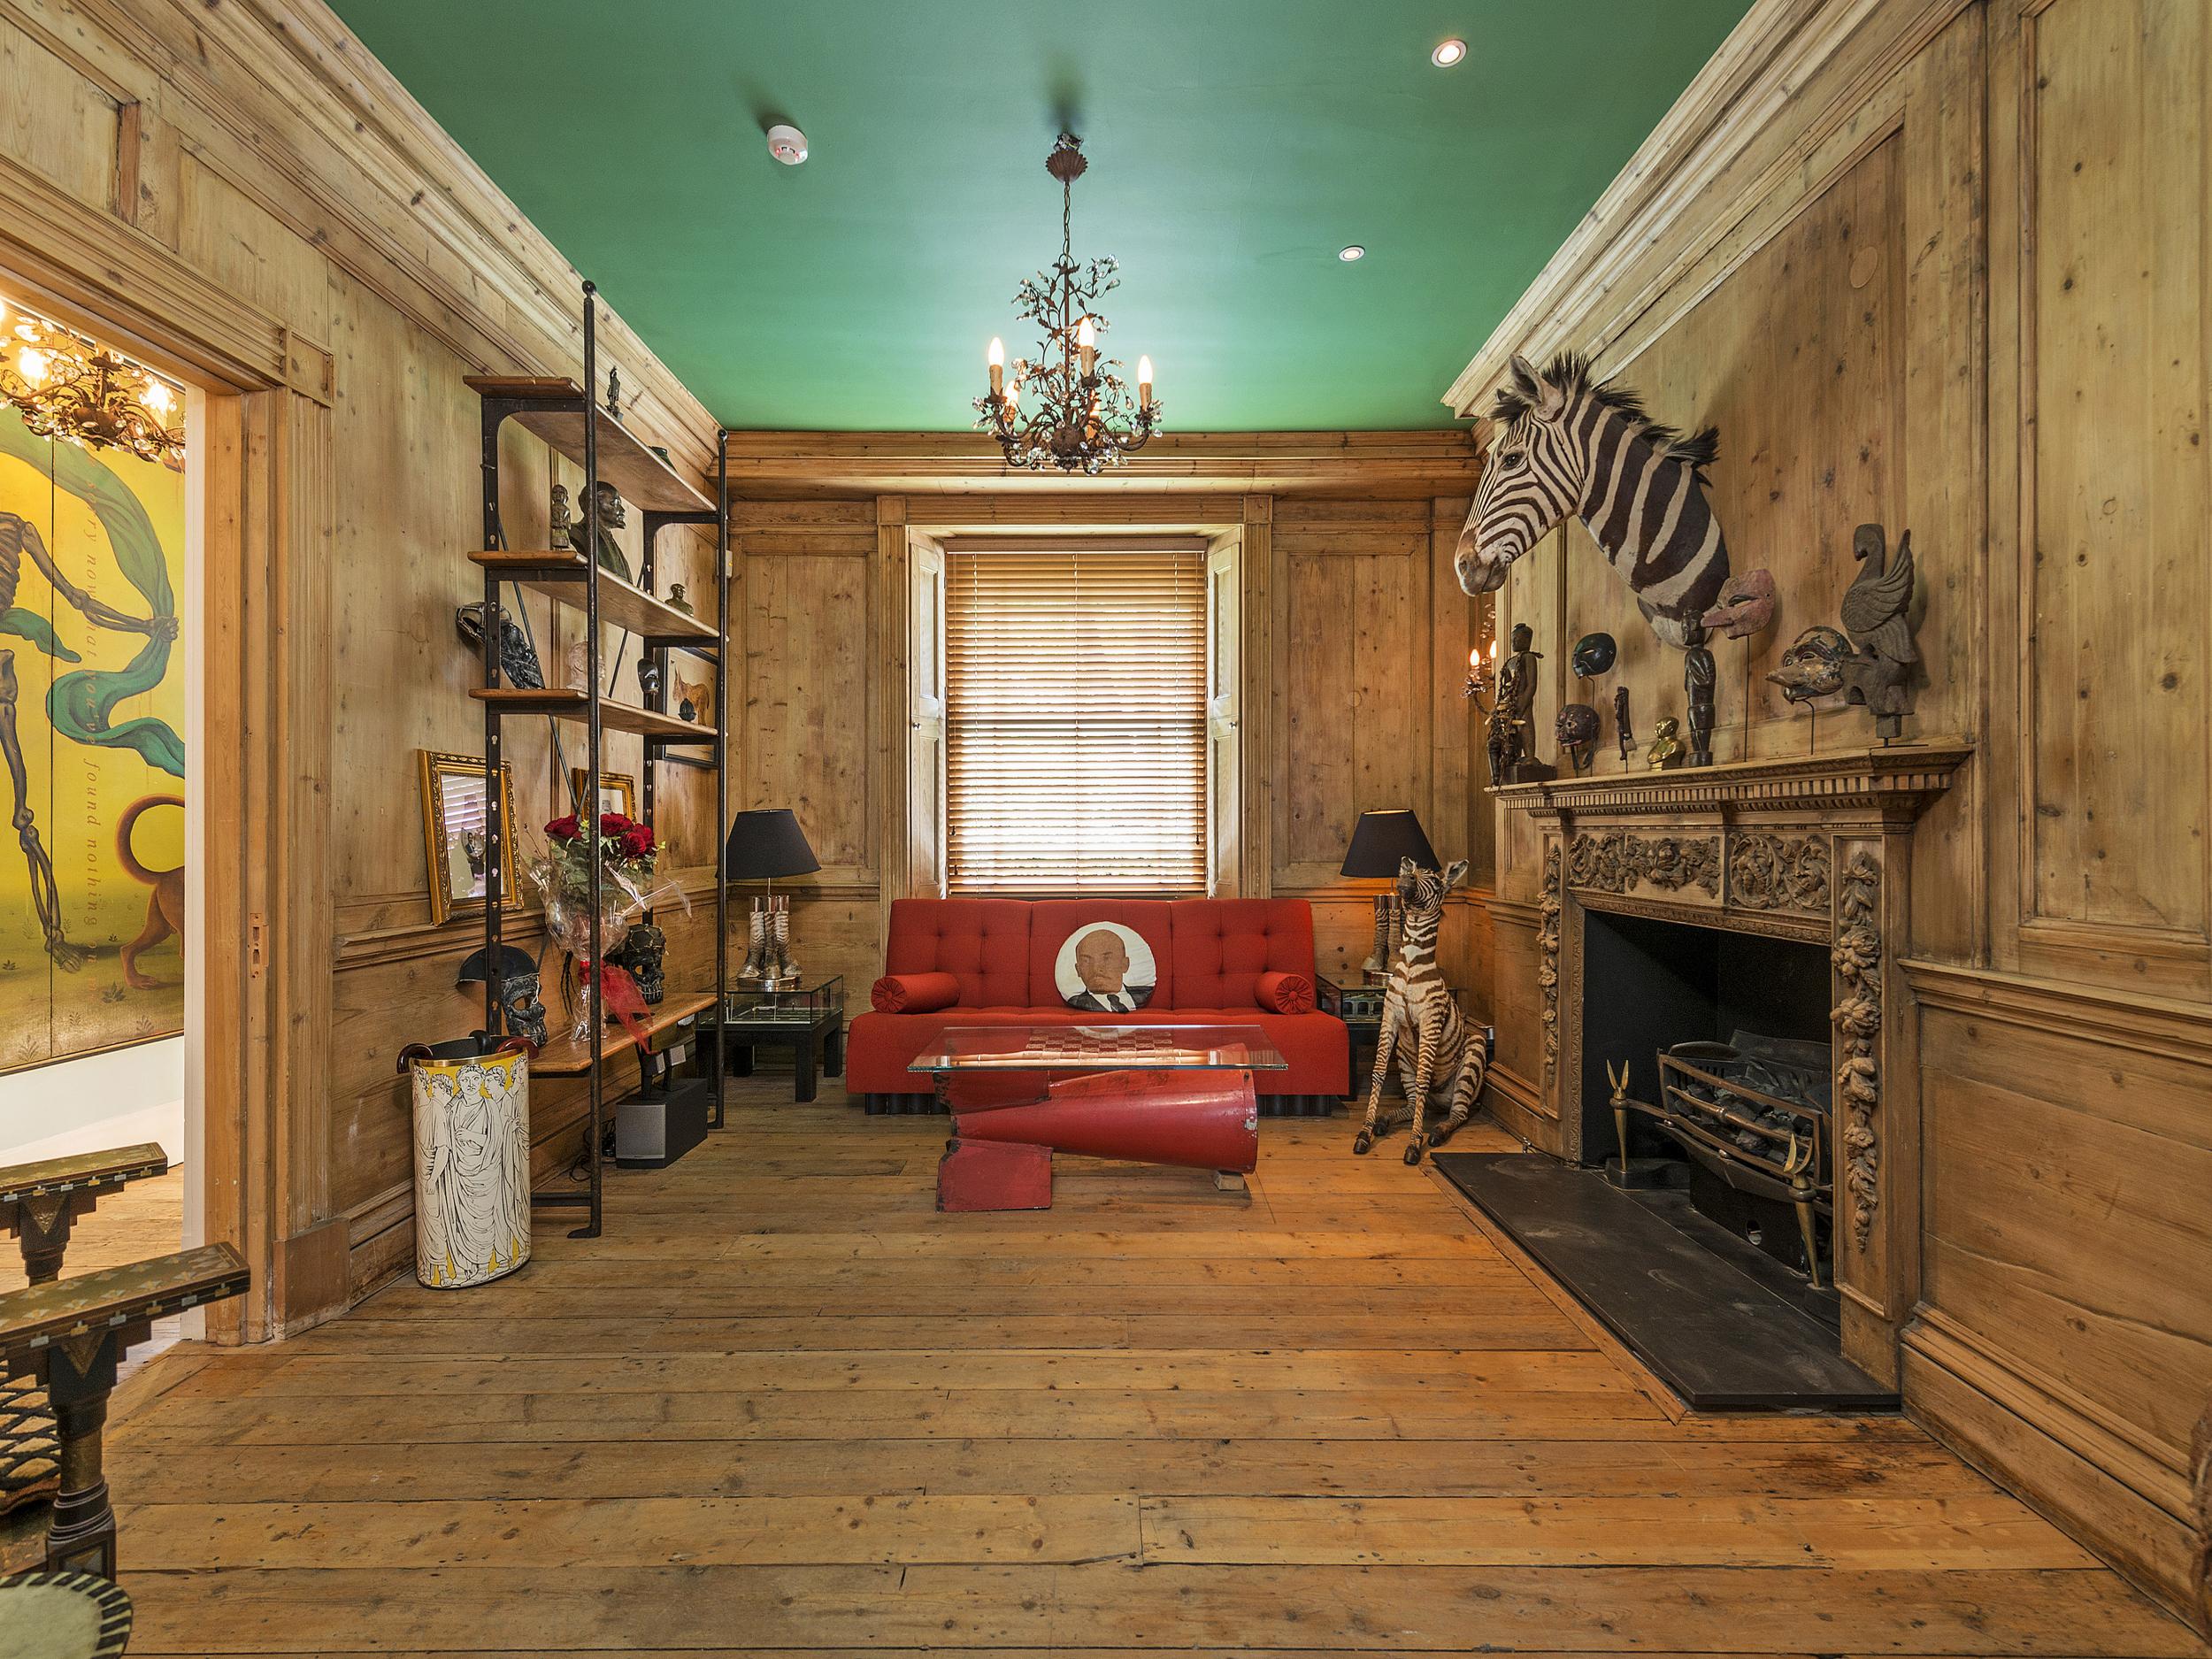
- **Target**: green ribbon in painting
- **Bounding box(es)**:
[0,407,184,777]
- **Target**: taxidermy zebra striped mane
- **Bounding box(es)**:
[1485,350,1722,476]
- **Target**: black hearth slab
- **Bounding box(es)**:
[1431,1151,1898,1412]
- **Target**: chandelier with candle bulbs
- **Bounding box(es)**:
[0,297,185,469]
[976,133,1158,474]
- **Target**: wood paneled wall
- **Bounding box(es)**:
[0,0,725,1331]
[1451,0,2210,1628]
[1270,495,1490,991]
[723,480,1489,1006]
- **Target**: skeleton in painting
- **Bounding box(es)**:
[0,511,175,968]
[1354,857,1493,1166]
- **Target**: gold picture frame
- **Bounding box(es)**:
[419,749,516,926]
[569,767,638,822]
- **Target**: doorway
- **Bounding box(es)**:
[0,288,197,1355]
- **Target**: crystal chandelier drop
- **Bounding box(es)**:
[975,133,1159,474]
[0,296,185,469]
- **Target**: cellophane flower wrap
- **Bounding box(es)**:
[524,811,689,1042]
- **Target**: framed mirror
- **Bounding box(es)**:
[419,749,515,925]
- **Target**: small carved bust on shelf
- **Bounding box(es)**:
[1647,716,1685,771]
[577,480,634,584]
[549,483,573,550]
[665,581,694,616]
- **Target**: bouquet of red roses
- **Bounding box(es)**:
[524,810,687,1043]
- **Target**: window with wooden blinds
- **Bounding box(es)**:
[945,546,1208,894]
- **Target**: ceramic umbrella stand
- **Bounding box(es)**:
[398,1035,533,1288]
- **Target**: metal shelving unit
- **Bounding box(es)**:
[464,280,731,1239]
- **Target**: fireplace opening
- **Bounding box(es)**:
[1433,891,1895,1409]
[1578,907,1835,1287]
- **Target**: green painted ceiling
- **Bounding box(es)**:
[330,1,1750,431]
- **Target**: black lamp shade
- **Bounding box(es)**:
[726,808,820,881]
[1340,809,1439,879]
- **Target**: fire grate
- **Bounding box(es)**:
[1608,1031,1832,1286]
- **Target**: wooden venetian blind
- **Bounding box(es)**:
[945,547,1207,894]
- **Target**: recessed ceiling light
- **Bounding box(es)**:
[1432,38,1467,67]
[1338,244,1366,262]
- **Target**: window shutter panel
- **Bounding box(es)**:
[944,548,1207,894]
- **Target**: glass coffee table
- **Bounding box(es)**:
[910,1025,1287,1208]
[912,1022,1286,1087]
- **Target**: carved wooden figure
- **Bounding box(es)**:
[1487,623,1552,783]
[1683,628,1717,766]
[1837,525,1918,738]
[1766,525,1920,740]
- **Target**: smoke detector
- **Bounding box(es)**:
[766,124,808,165]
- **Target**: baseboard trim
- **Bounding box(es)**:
[1904,1315,2208,1635]
[1479,1061,1557,1156]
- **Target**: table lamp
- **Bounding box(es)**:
[726,808,819,990]
[1340,809,1440,979]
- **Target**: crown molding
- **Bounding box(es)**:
[718,428,1482,497]
[31,0,723,480]
[1440,0,1971,419]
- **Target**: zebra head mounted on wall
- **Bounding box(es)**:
[1455,351,1732,649]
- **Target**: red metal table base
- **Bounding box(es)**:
[935,1068,1259,1211]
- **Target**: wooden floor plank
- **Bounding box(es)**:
[104,1435,2001,1505]
[115,1385,1680,1446]
[119,1563,2207,1655]
[104,1081,2203,1657]
[127,1494,1142,1568]
[184,1310,1592,1355]
[1140,1494,2103,1569]
[165,1347,1637,1400]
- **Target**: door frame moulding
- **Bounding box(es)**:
[0,194,313,1344]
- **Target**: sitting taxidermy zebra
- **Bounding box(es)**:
[1455,350,1738,648]
[1355,857,1493,1165]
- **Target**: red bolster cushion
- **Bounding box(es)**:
[872,972,961,1014]
[1254,971,1316,1015]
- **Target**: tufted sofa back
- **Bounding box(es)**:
[880,897,1033,1008]
[1167,898,1317,1009]
[881,897,1316,1010]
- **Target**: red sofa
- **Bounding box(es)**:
[847,897,1349,1116]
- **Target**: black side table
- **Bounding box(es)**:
[1319,976,1389,1097]
[711,979,846,1102]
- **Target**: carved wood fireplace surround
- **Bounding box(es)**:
[1494,743,1970,1385]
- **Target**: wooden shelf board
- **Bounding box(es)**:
[526,991,718,1077]
[470,549,718,642]
[470,687,718,744]
[465,376,711,513]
